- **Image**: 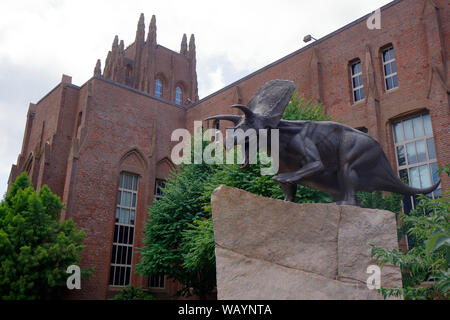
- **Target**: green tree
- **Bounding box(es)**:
[0,173,87,300]
[136,162,216,299]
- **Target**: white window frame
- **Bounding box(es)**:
[110,172,139,287]
[382,46,399,91]
[393,114,440,211]
[351,60,364,103]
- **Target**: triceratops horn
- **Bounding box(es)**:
[231,104,254,118]
[204,115,241,125]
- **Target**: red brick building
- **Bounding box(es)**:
[8,0,449,299]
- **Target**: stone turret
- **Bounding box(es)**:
[180,34,188,56]
[98,14,198,103]
[188,34,199,101]
[94,59,102,77]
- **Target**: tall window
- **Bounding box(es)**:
[351,61,364,103]
[175,87,182,105]
[155,79,162,98]
[382,46,398,91]
[393,113,441,213]
[109,172,139,286]
[149,179,166,289]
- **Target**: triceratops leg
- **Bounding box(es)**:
[277,182,297,202]
[336,163,359,206]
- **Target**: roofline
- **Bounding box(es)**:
[92,76,188,110]
[187,0,403,109]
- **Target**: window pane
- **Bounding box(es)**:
[117,191,121,205]
[412,117,424,138]
[114,225,118,243]
[125,267,131,285]
[359,88,365,100]
[119,225,124,243]
[111,245,117,263]
[396,146,406,166]
[403,119,414,140]
[399,169,409,184]
[121,209,130,224]
[423,114,432,135]
[352,63,358,75]
[353,77,359,88]
[109,266,115,285]
[129,227,134,244]
[391,61,397,73]
[386,77,393,90]
[419,165,431,188]
[406,142,417,164]
[130,210,135,225]
[354,90,360,102]
[390,48,395,59]
[358,75,363,86]
[115,208,120,223]
[415,140,427,163]
[430,162,439,184]
[384,63,391,76]
[127,247,133,265]
[392,75,398,88]
[132,193,137,208]
[123,192,131,207]
[383,50,390,62]
[394,122,403,142]
[409,167,421,188]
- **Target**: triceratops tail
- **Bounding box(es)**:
[385,176,441,196]
[377,154,441,196]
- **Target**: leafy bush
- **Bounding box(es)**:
[0,173,87,300]
[371,194,449,299]
[110,286,153,300]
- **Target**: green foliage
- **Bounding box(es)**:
[357,191,403,217]
[283,91,335,122]
[371,194,450,300]
[0,173,87,300]
[136,162,215,298]
[109,286,154,300]
[138,92,336,298]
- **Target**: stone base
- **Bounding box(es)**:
[211,185,403,300]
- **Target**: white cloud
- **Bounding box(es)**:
[0,0,393,197]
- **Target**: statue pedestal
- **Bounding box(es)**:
[211,185,403,300]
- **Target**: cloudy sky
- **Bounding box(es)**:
[0,0,392,197]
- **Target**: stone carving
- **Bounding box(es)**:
[206,80,440,206]
[212,185,403,300]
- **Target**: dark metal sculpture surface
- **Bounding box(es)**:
[206,80,440,206]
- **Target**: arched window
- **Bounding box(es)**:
[175,87,182,105]
[155,79,162,98]
[125,64,132,79]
